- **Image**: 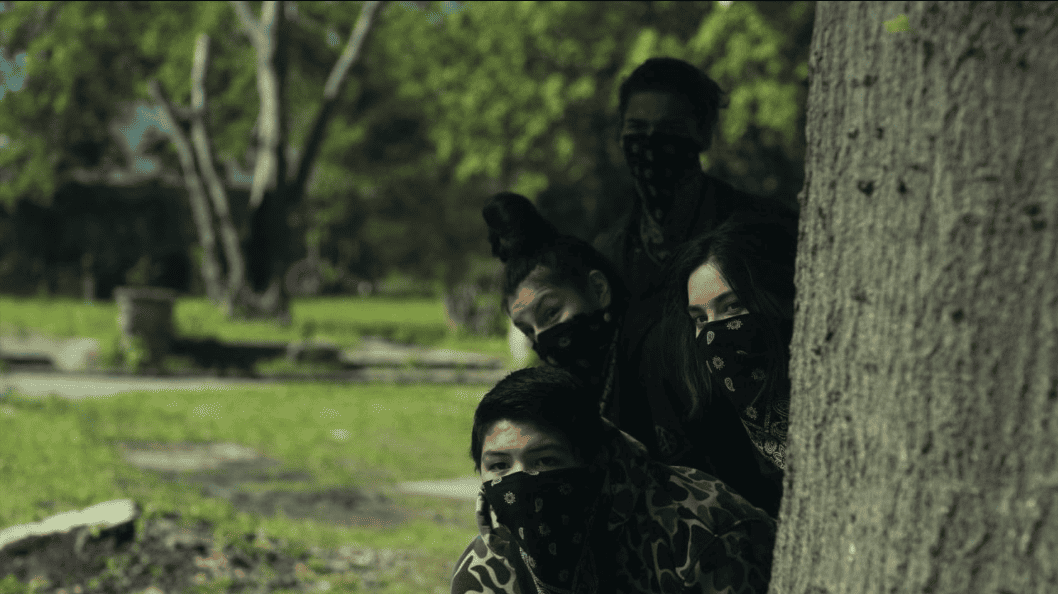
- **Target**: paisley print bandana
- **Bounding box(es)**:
[532,308,618,387]
[622,132,703,221]
[696,313,770,398]
[697,313,789,470]
[460,420,778,594]
[482,467,608,594]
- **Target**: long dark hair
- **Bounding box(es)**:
[483,192,628,315]
[665,210,798,419]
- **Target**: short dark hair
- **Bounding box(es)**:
[483,192,628,314]
[665,210,798,419]
[618,57,728,151]
[470,366,606,473]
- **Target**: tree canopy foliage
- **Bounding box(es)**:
[0,0,813,293]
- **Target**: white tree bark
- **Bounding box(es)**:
[189,33,246,303]
[147,80,225,305]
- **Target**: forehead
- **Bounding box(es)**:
[508,266,556,316]
[687,260,732,306]
[623,90,696,123]
[482,419,568,453]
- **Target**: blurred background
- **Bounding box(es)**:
[0,3,816,592]
[0,0,812,340]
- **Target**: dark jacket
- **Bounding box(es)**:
[592,173,794,517]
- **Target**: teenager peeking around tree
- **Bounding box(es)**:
[589,58,796,516]
[483,192,630,421]
[663,210,800,518]
[451,366,776,594]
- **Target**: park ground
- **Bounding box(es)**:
[0,296,506,594]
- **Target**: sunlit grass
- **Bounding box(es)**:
[0,295,512,363]
[0,381,487,592]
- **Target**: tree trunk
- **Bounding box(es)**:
[771,3,1058,594]
[189,33,247,305]
[148,81,227,306]
[287,1,383,207]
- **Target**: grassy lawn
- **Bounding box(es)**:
[0,381,488,593]
[0,295,514,365]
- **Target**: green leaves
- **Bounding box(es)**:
[0,0,813,287]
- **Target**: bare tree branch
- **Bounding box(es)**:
[288,0,385,206]
[188,33,247,300]
[148,79,226,305]
[246,0,283,211]
[230,0,262,48]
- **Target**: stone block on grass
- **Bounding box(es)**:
[0,499,141,583]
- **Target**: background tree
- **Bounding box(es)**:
[146,0,383,320]
[0,1,815,335]
[378,1,812,242]
[772,2,1058,592]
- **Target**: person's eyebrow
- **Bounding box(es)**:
[510,291,544,327]
[483,441,565,458]
[524,442,565,456]
[687,304,706,317]
[532,291,557,320]
[713,290,740,310]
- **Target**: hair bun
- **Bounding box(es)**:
[482,192,559,263]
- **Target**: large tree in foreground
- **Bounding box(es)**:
[772,2,1058,592]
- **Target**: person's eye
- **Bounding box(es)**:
[487,462,508,472]
[725,301,747,314]
[692,314,709,327]
[543,307,560,323]
[537,457,560,468]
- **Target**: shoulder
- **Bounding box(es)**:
[660,464,776,534]
[706,176,797,222]
[451,535,522,594]
[648,464,777,592]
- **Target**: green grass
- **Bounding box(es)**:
[0,295,513,364]
[0,381,488,593]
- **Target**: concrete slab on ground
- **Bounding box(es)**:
[0,371,268,400]
[395,476,482,501]
[0,334,102,372]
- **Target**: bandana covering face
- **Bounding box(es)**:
[532,308,618,386]
[622,132,702,221]
[697,313,789,470]
[455,420,778,594]
[482,467,609,594]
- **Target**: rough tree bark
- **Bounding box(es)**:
[149,1,383,320]
[771,3,1058,594]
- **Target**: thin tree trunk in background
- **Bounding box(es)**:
[234,0,283,213]
[233,0,290,320]
[148,80,226,306]
[771,2,1058,593]
[189,33,247,310]
[287,1,384,207]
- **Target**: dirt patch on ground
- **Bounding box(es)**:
[1,509,421,594]
[116,441,407,529]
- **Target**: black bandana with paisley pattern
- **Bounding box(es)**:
[696,313,789,470]
[532,308,618,388]
[482,467,610,594]
[622,132,702,220]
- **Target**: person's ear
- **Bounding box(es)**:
[588,270,611,309]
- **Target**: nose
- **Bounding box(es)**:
[509,460,525,474]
